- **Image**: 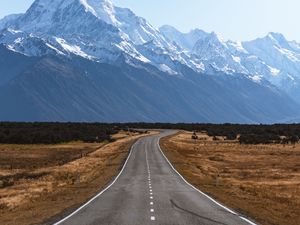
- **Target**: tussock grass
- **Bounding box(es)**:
[161,131,300,225]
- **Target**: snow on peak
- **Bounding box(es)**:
[268,65,280,76]
[250,75,263,83]
[80,0,119,25]
[232,56,241,63]
[267,32,286,43]
[209,32,226,44]
[55,37,93,59]
[10,0,119,33]
[2,0,300,94]
[159,25,208,50]
[227,40,248,54]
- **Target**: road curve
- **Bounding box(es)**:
[53,130,257,225]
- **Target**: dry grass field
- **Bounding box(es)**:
[0,131,152,225]
[161,131,300,225]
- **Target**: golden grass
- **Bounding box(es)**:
[161,131,300,225]
[0,131,152,225]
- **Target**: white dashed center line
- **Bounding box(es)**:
[146,147,156,222]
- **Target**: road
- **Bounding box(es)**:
[54,131,257,225]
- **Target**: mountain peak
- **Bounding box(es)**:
[24,0,118,26]
[267,32,287,43]
[79,0,118,25]
[159,25,179,32]
[256,32,293,50]
[159,25,209,50]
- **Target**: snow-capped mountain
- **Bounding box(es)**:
[0,14,22,28]
[159,25,208,51]
[0,0,299,123]
[0,0,191,71]
[243,33,300,100]
[161,25,300,102]
[0,0,147,63]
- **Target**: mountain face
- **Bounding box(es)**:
[243,33,300,100]
[162,26,300,103]
[159,25,208,51]
[0,0,299,123]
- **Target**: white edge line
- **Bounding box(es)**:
[157,137,258,225]
[53,141,138,225]
[240,217,258,225]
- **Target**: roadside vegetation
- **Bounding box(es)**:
[1,122,300,225]
[128,123,300,145]
[0,122,152,144]
[0,122,120,144]
[1,122,300,145]
[161,131,300,225]
[0,129,152,225]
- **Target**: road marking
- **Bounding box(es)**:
[145,143,157,222]
[157,137,258,225]
[53,141,139,225]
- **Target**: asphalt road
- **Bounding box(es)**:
[54,131,257,225]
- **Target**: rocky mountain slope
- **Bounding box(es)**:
[0,0,299,123]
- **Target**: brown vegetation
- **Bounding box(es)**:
[0,131,151,225]
[160,131,300,225]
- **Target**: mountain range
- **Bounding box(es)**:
[0,0,299,123]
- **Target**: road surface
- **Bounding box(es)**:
[54,131,256,225]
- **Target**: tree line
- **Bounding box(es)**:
[0,122,118,144]
[1,122,300,145]
[124,123,300,145]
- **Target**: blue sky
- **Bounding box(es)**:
[1,0,299,41]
